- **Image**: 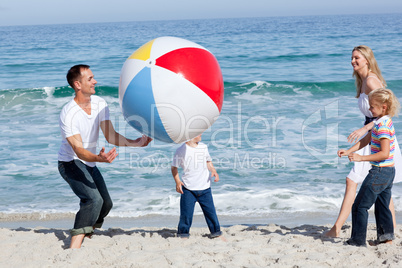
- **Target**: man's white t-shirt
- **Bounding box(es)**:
[172,142,212,191]
[58,95,109,167]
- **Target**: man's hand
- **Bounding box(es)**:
[98,147,118,163]
[135,135,153,147]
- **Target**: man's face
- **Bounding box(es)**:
[76,68,97,96]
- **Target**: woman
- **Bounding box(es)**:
[326,45,402,237]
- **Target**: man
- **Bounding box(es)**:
[58,64,152,248]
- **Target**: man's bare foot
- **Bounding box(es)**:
[85,226,96,239]
[324,226,339,238]
[85,233,93,239]
[69,234,85,249]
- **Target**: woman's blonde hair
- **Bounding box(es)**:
[368,88,400,117]
[352,45,386,98]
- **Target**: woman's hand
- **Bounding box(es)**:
[347,127,367,144]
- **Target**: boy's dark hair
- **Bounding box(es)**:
[66,64,90,89]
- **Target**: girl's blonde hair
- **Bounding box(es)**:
[369,88,400,117]
[352,45,386,98]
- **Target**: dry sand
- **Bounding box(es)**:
[1,221,402,267]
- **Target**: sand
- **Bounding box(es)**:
[1,219,402,267]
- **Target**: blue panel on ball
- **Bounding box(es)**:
[122,67,173,143]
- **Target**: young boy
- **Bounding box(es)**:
[171,134,222,238]
[338,88,400,246]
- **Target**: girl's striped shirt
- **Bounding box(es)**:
[371,116,395,167]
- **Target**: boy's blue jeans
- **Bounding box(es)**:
[349,166,395,246]
[178,187,222,238]
[58,160,113,236]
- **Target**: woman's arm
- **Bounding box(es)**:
[348,121,374,144]
[339,132,372,157]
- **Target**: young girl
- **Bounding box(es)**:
[338,88,400,246]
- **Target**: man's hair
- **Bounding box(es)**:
[66,64,90,89]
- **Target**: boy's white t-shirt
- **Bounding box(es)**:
[58,95,110,167]
[172,142,212,191]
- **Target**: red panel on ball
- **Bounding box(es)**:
[155,47,224,112]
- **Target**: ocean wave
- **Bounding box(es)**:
[3,182,402,218]
[2,79,402,105]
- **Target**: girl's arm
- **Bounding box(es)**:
[349,138,390,162]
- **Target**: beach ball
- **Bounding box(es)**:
[119,36,224,143]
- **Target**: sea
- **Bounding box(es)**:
[1,13,402,228]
